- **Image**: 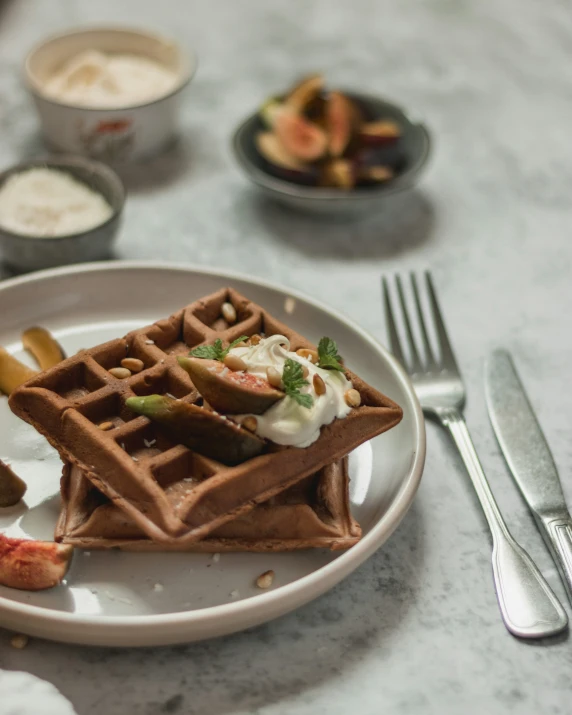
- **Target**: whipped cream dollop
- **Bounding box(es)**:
[229,334,352,448]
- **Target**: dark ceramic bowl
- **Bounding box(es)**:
[232,91,431,217]
[0,155,125,272]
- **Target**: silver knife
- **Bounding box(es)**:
[485,349,572,605]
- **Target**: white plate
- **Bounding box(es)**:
[0,262,425,647]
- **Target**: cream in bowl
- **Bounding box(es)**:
[0,167,113,237]
[25,27,197,162]
[0,156,125,272]
[42,50,180,109]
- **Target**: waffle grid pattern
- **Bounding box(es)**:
[10,288,402,546]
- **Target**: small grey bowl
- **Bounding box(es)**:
[232,92,431,217]
[0,155,125,272]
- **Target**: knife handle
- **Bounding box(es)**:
[438,407,568,638]
[544,516,572,604]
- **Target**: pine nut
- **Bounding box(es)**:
[345,388,361,408]
[249,334,262,346]
[109,367,131,379]
[302,365,309,378]
[242,416,258,432]
[266,366,282,388]
[284,297,296,314]
[234,341,248,348]
[10,634,28,649]
[202,400,213,411]
[256,570,275,589]
[221,302,237,324]
[98,421,114,431]
[313,374,326,395]
[296,348,318,363]
[223,353,247,371]
[121,358,144,373]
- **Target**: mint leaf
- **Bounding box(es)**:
[282,358,313,409]
[317,337,344,372]
[282,358,308,390]
[188,342,221,360]
[189,336,248,362]
[288,390,314,409]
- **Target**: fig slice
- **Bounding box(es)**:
[0,534,73,591]
[177,357,284,415]
[0,347,37,395]
[274,109,328,162]
[256,132,309,172]
[0,459,27,507]
[125,395,265,466]
[284,74,324,113]
[359,120,401,144]
[321,159,356,189]
[325,91,359,157]
[22,326,66,371]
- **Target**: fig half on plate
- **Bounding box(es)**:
[0,534,73,591]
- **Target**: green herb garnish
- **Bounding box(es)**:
[317,337,344,372]
[282,358,313,409]
[189,336,248,361]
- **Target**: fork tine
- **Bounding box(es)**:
[425,271,460,371]
[396,275,423,371]
[410,273,437,368]
[382,277,406,366]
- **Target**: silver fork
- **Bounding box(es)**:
[382,272,567,639]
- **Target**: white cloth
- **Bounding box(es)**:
[0,670,77,715]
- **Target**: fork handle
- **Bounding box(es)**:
[437,407,567,639]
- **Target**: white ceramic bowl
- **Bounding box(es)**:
[24,26,197,162]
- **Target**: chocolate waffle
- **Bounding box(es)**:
[56,458,361,551]
[10,288,402,545]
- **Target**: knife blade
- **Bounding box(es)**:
[485,349,572,604]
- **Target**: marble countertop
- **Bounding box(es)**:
[1,0,572,713]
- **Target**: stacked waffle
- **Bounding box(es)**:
[10,288,403,552]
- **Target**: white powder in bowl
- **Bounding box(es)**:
[0,167,113,237]
[43,50,179,109]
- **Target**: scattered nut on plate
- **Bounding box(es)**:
[256,570,275,589]
[10,634,29,649]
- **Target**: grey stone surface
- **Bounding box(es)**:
[1,0,572,713]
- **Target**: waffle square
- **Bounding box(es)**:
[10,288,402,545]
[56,458,361,551]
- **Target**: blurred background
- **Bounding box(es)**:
[4,0,567,330]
